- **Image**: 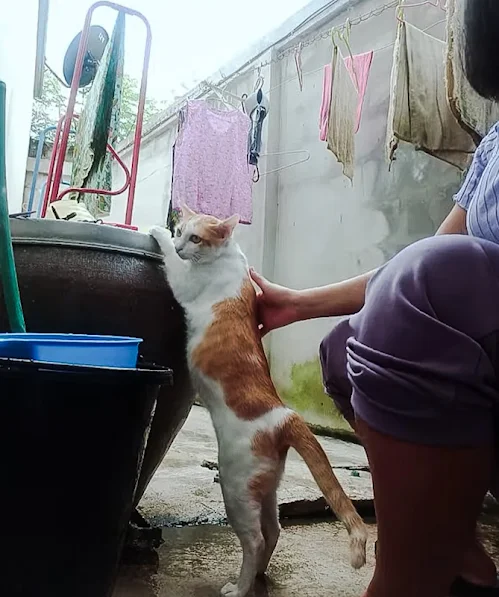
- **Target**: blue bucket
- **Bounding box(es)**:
[0,333,142,368]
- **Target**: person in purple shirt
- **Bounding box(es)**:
[250,2,499,596]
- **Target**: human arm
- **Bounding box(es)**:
[251,123,498,334]
[250,190,468,334]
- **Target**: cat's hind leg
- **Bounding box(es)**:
[222,495,265,597]
[258,491,280,576]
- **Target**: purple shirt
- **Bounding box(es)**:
[455,122,499,242]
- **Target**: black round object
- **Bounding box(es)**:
[63,25,109,88]
[0,358,172,597]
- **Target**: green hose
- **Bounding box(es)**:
[0,81,26,333]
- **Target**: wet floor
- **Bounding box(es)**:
[114,515,499,597]
[139,406,372,528]
[114,521,378,597]
[113,407,499,596]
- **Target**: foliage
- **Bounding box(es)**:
[30,71,69,139]
[118,74,167,142]
[30,68,166,147]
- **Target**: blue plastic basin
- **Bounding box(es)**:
[0,333,142,368]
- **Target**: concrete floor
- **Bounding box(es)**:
[113,405,376,596]
[111,406,499,596]
[114,522,378,597]
[138,405,372,527]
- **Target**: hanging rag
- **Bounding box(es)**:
[446,0,499,143]
[319,63,333,141]
[171,100,253,224]
[69,12,125,218]
[387,20,475,171]
[326,46,357,183]
[344,51,374,133]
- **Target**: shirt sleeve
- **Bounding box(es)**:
[454,124,499,210]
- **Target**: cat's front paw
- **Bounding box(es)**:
[150,225,175,254]
[150,225,172,242]
[220,583,242,597]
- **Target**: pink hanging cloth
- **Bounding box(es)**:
[344,50,374,133]
[319,51,374,140]
[172,100,253,224]
[319,63,333,141]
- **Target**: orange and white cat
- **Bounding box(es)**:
[150,206,367,597]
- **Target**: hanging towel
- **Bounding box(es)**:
[446,0,499,142]
[387,20,475,171]
[319,63,333,141]
[327,47,357,183]
[172,100,253,223]
[69,12,125,218]
[344,51,374,133]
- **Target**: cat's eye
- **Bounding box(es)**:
[190,234,201,244]
[176,228,182,237]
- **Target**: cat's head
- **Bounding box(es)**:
[173,204,240,263]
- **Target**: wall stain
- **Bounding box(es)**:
[278,359,355,441]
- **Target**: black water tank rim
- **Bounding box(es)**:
[0,358,173,384]
[9,219,164,262]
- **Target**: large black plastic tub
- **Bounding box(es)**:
[0,358,172,597]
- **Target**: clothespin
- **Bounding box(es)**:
[396,2,405,23]
[331,27,339,49]
[254,66,264,92]
[339,19,355,63]
[339,18,359,90]
[294,42,303,92]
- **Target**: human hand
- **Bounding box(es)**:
[249,268,300,336]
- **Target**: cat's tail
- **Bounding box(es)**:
[282,412,368,569]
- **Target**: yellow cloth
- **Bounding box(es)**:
[387,20,475,171]
[327,46,357,183]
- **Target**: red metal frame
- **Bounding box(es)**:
[56,143,131,202]
[41,114,65,218]
[40,114,132,219]
[48,1,152,225]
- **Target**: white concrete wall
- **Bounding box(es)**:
[267,0,460,386]
[0,2,39,210]
[112,0,465,426]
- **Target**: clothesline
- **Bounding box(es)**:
[122,0,444,148]
[229,0,445,85]
[263,17,447,95]
[140,0,405,138]
[168,0,496,232]
[256,0,402,73]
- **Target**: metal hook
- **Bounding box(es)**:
[257,149,311,176]
[203,81,241,109]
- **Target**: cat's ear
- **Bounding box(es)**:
[180,203,196,220]
[217,214,240,239]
